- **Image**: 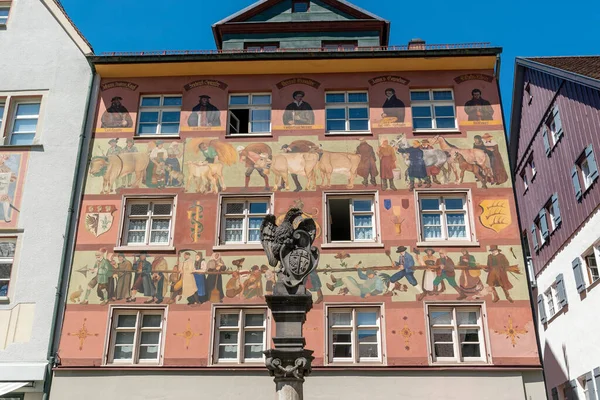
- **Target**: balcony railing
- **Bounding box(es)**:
[99,42,492,57]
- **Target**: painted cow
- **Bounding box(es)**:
[185,161,225,194]
[88,153,150,194]
[266,152,319,191]
[317,151,361,189]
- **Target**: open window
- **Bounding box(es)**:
[228,93,271,135]
[325,193,378,244]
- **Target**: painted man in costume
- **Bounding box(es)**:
[381,88,405,122]
[106,138,122,156]
[377,139,397,191]
[385,246,425,300]
[114,253,133,300]
[188,95,221,127]
[81,248,113,305]
[127,252,154,303]
[283,91,314,126]
[486,245,513,303]
[397,140,430,191]
[464,88,494,121]
[101,96,133,128]
[433,250,466,300]
[238,143,271,191]
[458,249,484,298]
[356,139,378,187]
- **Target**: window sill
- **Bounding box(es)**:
[430,361,490,366]
[416,241,479,248]
[0,296,9,304]
[103,362,162,368]
[225,133,273,138]
[209,362,266,368]
[321,242,384,249]
[134,135,180,140]
[325,362,385,367]
[0,144,44,151]
[113,245,175,253]
[413,129,461,135]
[325,131,372,136]
[212,244,264,251]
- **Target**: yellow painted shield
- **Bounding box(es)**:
[479,199,512,233]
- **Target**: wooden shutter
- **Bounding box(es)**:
[551,387,559,400]
[553,105,564,139]
[539,209,549,240]
[531,223,539,252]
[587,371,597,400]
[537,294,547,324]
[543,125,551,156]
[551,193,562,226]
[586,145,599,182]
[572,257,586,293]
[594,367,600,399]
[556,273,568,307]
[568,379,578,400]
[572,165,583,201]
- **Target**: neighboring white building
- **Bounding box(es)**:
[0,0,93,399]
[510,57,600,399]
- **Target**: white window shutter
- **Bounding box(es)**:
[572,257,587,293]
[555,273,568,307]
[594,367,600,399]
[586,371,597,400]
[537,294,547,324]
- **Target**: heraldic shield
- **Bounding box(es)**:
[280,230,319,289]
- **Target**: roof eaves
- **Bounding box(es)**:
[43,0,94,55]
[517,57,600,91]
[212,0,267,27]
[336,0,387,21]
[508,60,526,171]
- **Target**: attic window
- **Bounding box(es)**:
[292,0,310,12]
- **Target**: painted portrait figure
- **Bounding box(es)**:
[187,95,221,127]
[101,96,133,128]
[381,88,405,122]
[283,91,315,126]
[464,88,494,121]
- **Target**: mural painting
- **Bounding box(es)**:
[273,77,323,130]
[0,152,28,228]
[180,79,229,132]
[454,74,503,126]
[368,75,411,129]
[96,81,138,133]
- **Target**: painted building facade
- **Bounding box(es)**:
[0,0,94,399]
[510,57,600,400]
[51,1,545,399]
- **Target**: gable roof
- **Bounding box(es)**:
[212,0,389,49]
[509,56,600,169]
[42,0,94,55]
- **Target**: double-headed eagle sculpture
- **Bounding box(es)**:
[260,208,320,295]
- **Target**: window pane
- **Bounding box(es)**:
[430,310,452,325]
[163,96,182,106]
[113,345,134,360]
[141,97,161,107]
[115,331,135,345]
[348,93,368,103]
[326,108,346,119]
[139,345,159,360]
[432,329,453,343]
[244,344,264,359]
[359,343,379,358]
[327,120,346,131]
[293,1,309,12]
[421,198,440,210]
[423,213,442,239]
[161,111,180,123]
[219,330,238,344]
[349,120,368,131]
[251,109,271,121]
[358,329,378,343]
[434,343,454,358]
[331,312,352,326]
[412,106,432,117]
[245,313,265,327]
[332,331,352,342]
[249,202,268,214]
[127,231,146,244]
[130,204,149,215]
[413,118,432,129]
[16,103,40,116]
[219,313,239,327]
[0,9,8,18]
[435,105,455,117]
[150,230,169,243]
[333,344,351,358]
[0,241,15,257]
[252,95,271,105]
[461,343,480,358]
[354,215,372,227]
[436,118,456,129]
[230,95,249,105]
[226,202,244,214]
[0,280,9,297]
[353,200,372,212]
[445,198,464,210]
[219,344,238,359]
[9,133,35,145]
[459,329,480,343]
[141,331,160,345]
[13,118,38,133]
[153,203,172,215]
[349,107,368,119]
[0,105,4,124]
[245,330,263,344]
[0,263,11,279]
[446,213,466,238]
[457,311,478,325]
[225,218,243,230]
[326,93,345,103]
[357,311,377,326]
[128,219,147,231]
[139,111,159,123]
[142,314,162,328]
[410,91,430,101]
[117,314,137,328]
[433,90,453,101]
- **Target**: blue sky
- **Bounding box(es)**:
[61,0,600,127]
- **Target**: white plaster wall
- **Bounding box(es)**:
[536,207,600,393]
[50,370,546,400]
[0,0,91,370]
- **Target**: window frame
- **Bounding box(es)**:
[0,92,46,146]
[244,42,280,52]
[136,94,183,136]
[410,89,457,132]
[584,247,600,286]
[521,169,528,192]
[292,0,310,13]
[215,193,274,250]
[324,91,370,134]
[116,196,177,251]
[219,197,270,246]
[322,40,358,51]
[322,191,382,248]
[426,303,489,365]
[0,237,17,302]
[227,92,272,136]
[325,304,384,365]
[415,190,477,246]
[210,306,269,366]
[0,3,11,26]
[105,307,166,366]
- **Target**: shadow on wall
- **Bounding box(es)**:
[542,340,568,391]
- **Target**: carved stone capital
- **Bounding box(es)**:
[264,349,314,382]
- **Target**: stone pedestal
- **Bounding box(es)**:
[264,294,314,400]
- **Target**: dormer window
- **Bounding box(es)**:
[292,0,310,13]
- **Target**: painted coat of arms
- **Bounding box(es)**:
[85,205,117,237]
[479,199,511,233]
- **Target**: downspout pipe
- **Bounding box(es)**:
[42,61,99,400]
